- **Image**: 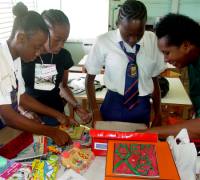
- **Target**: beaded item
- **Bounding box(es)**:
[61,143,94,173]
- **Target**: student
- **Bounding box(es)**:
[85,0,166,126]
[22,9,90,125]
[144,13,200,138]
[0,2,72,146]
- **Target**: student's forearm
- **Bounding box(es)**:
[20,93,60,118]
[59,83,78,107]
[152,77,161,116]
[151,77,162,126]
[85,74,98,111]
[146,119,200,139]
[0,105,55,136]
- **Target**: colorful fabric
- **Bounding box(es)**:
[119,41,140,110]
[113,143,159,177]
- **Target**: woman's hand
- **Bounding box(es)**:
[75,107,92,124]
[69,117,79,126]
[50,128,72,146]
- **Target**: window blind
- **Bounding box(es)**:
[0,0,36,41]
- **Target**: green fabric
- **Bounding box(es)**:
[188,56,200,117]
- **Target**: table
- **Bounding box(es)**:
[68,73,105,102]
[68,73,193,119]
[57,156,106,180]
[69,65,84,73]
[68,73,192,105]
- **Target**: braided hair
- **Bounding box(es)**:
[117,0,147,26]
[41,9,70,28]
[155,13,200,47]
[10,2,49,39]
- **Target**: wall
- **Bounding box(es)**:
[64,41,85,65]
[108,0,200,29]
[65,0,200,64]
[179,0,200,21]
[109,0,172,30]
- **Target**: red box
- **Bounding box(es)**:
[0,127,33,159]
[89,129,158,156]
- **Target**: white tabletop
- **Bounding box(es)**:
[57,156,106,180]
[68,73,105,101]
[68,73,192,106]
[69,66,83,72]
[161,77,192,106]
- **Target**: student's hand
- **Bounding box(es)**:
[55,113,71,125]
[75,107,92,124]
[69,117,79,126]
[50,128,72,146]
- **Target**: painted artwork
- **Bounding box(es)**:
[113,143,159,178]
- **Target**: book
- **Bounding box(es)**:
[113,143,159,178]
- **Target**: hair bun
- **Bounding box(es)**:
[12,2,28,17]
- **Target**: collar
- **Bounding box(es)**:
[116,29,141,53]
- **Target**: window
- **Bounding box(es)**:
[36,0,109,40]
[61,0,109,40]
[0,0,36,41]
[0,0,13,41]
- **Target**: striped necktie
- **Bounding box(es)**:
[119,41,140,110]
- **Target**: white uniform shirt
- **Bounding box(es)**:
[85,29,167,96]
[0,41,25,105]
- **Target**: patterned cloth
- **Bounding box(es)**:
[113,143,159,177]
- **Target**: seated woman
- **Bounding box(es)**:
[22,9,90,125]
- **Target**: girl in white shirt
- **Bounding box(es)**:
[85,0,166,127]
[0,2,74,146]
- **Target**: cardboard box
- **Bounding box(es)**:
[105,140,180,180]
[90,129,158,156]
